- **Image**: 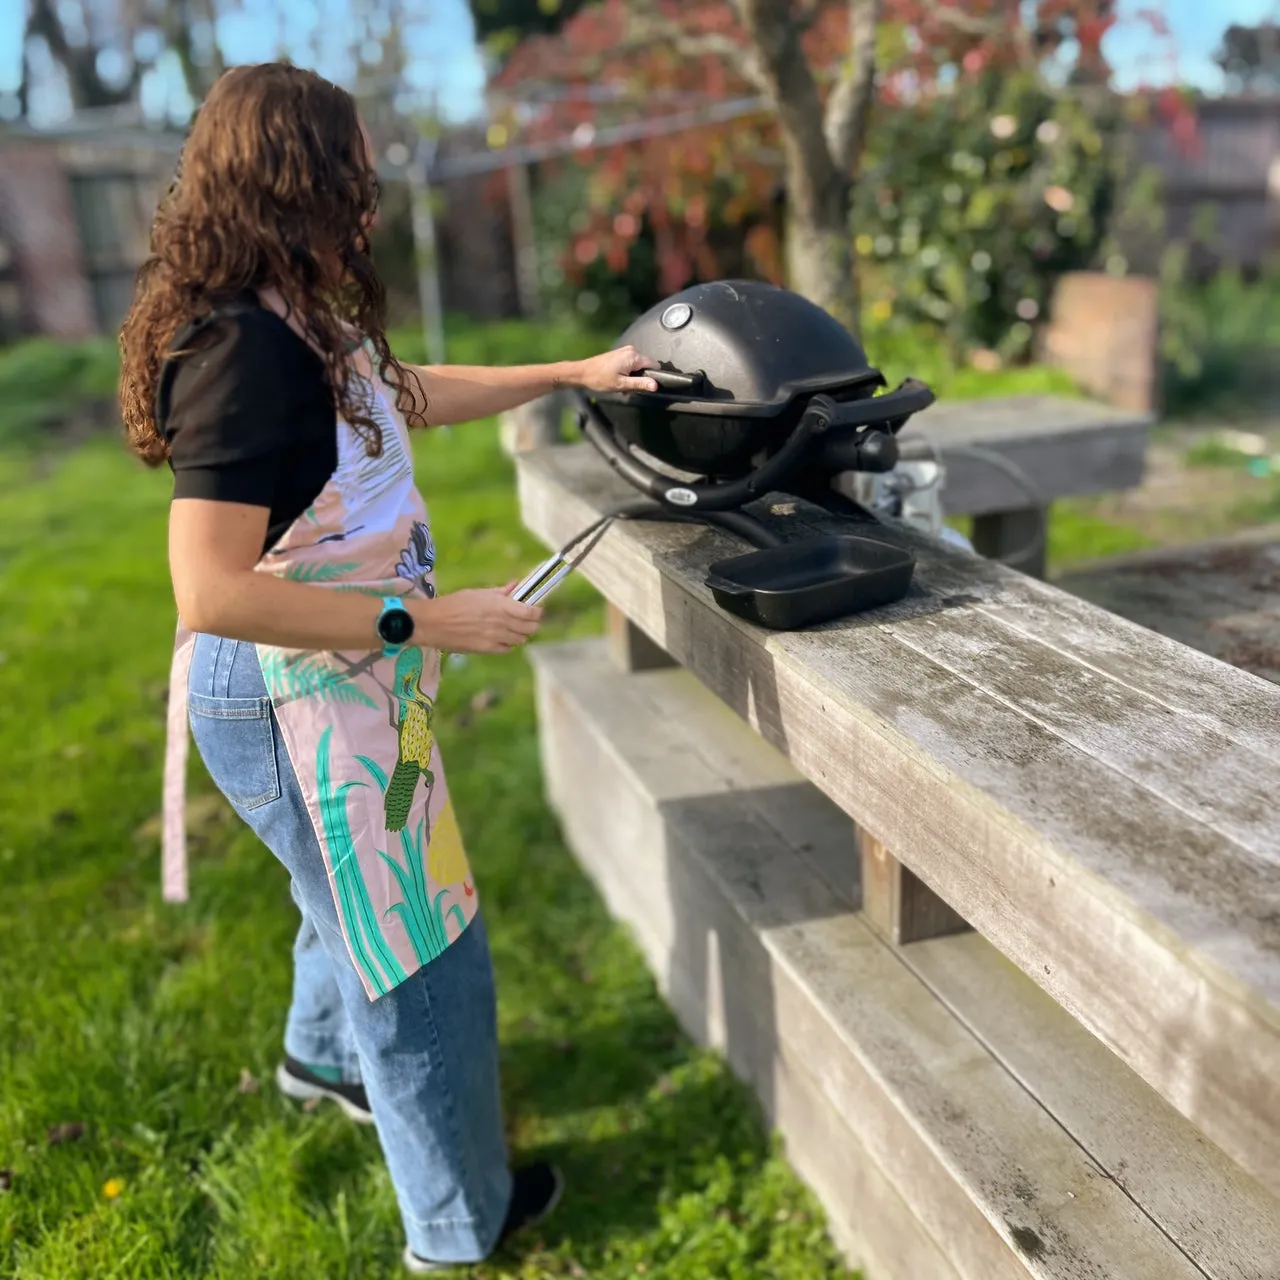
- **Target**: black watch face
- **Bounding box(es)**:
[379,607,414,646]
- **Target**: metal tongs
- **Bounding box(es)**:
[510,515,614,605]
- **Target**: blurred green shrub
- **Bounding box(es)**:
[1160,262,1280,418]
[852,69,1162,364]
[0,335,120,446]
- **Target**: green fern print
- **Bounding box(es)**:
[259,650,377,708]
[283,561,363,584]
[317,728,405,995]
[357,756,462,966]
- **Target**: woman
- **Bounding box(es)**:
[118,62,657,1272]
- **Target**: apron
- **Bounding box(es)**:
[160,337,478,999]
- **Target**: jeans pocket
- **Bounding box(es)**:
[188,692,282,811]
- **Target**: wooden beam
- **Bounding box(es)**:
[901,930,1280,1277]
[516,444,1280,1195]
[505,161,540,320]
[858,826,969,945]
[971,506,1048,579]
[498,394,565,457]
[605,602,676,672]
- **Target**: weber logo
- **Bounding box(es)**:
[665,487,698,507]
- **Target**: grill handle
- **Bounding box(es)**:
[824,378,935,430]
[578,392,830,513]
[639,367,707,395]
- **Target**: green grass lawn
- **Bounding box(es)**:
[0,421,855,1280]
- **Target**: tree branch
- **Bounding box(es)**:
[824,0,881,176]
[912,0,1006,38]
[27,0,74,67]
[912,0,1036,62]
[734,0,842,216]
[625,8,766,90]
[27,0,142,109]
[163,0,226,102]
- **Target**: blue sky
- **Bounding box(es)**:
[1107,0,1280,91]
[2,0,1278,127]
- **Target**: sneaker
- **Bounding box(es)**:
[403,1161,564,1273]
[275,1056,374,1125]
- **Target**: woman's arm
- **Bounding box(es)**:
[404,343,660,427]
[169,499,540,655]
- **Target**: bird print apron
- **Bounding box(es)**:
[162,343,478,999]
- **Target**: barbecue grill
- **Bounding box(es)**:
[530,280,941,629]
[579,279,935,515]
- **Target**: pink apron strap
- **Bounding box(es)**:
[162,624,196,903]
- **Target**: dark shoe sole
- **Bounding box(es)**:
[275,1062,374,1125]
[403,1165,565,1273]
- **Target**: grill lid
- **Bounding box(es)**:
[604,280,885,417]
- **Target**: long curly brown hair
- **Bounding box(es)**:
[119,61,425,466]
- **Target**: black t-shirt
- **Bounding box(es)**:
[160,300,338,554]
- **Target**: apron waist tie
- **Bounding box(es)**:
[162,624,195,903]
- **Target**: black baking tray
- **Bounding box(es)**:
[704,535,915,630]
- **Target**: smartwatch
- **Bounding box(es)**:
[375,595,415,655]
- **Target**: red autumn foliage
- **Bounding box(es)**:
[492,0,1182,295]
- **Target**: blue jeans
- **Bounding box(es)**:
[187,632,512,1263]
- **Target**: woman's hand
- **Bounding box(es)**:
[571,345,660,395]
[412,588,542,655]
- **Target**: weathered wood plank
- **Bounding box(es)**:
[498,391,569,455]
[902,932,1280,1280]
[1057,527,1280,686]
[902,395,1151,516]
[857,827,970,945]
[516,444,1280,1194]
[901,531,1280,762]
[878,605,1279,862]
[914,393,1153,441]
[770,1042,964,1280]
[532,641,1280,1280]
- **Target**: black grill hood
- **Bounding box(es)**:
[603,279,885,418]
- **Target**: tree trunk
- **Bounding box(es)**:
[736,0,880,338]
[784,172,859,337]
[166,0,227,103]
[18,33,32,119]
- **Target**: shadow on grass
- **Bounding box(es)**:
[502,1044,773,1257]
[288,1117,388,1215]
[498,1007,687,1117]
